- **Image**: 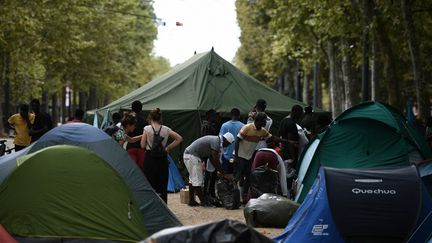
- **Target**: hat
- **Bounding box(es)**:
[222,132,235,144]
[256,99,267,108]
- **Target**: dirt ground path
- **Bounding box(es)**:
[167,193,285,239]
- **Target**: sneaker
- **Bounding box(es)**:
[188,201,199,207]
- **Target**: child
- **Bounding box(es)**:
[113,115,142,147]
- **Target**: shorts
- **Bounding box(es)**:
[183,153,204,187]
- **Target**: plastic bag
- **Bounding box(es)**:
[215,178,240,210]
[249,164,279,199]
[244,193,299,228]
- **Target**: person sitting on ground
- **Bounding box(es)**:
[8,103,35,151]
[113,115,142,147]
[67,108,85,123]
[29,99,53,143]
[183,132,235,207]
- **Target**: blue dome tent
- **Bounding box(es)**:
[275,165,432,242]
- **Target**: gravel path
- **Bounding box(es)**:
[167,192,285,238]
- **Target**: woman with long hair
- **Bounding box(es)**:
[141,108,183,203]
[8,103,35,151]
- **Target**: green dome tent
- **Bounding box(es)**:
[95,49,312,159]
[295,101,432,203]
[0,145,147,242]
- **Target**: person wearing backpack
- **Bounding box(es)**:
[140,108,183,203]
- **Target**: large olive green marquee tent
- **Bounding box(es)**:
[95,49,309,158]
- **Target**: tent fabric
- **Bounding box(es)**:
[0,224,17,243]
[95,50,311,159]
[0,123,181,234]
[295,101,432,203]
[274,168,345,243]
[407,211,432,243]
[0,145,147,242]
[275,166,432,243]
[142,219,274,243]
[0,144,33,183]
[325,166,421,241]
[167,155,185,192]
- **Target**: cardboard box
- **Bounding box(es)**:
[180,188,190,204]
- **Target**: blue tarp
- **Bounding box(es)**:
[167,155,185,192]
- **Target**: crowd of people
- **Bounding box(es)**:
[181,99,330,207]
[2,98,331,207]
[8,97,432,209]
[96,98,327,207]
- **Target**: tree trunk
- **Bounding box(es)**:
[0,51,5,136]
[62,86,67,123]
[341,38,358,109]
[295,60,302,101]
[88,86,97,110]
[4,52,11,119]
[72,88,78,114]
[285,68,295,98]
[303,73,309,105]
[328,39,344,118]
[369,1,400,108]
[401,0,429,118]
[52,93,58,127]
[370,36,380,101]
[79,91,87,110]
[103,94,111,107]
[41,91,49,114]
[67,86,72,119]
[361,30,370,102]
[360,0,370,102]
[313,62,321,108]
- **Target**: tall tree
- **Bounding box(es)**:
[0,0,162,130]
[400,0,428,118]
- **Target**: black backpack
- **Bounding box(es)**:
[150,126,166,157]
